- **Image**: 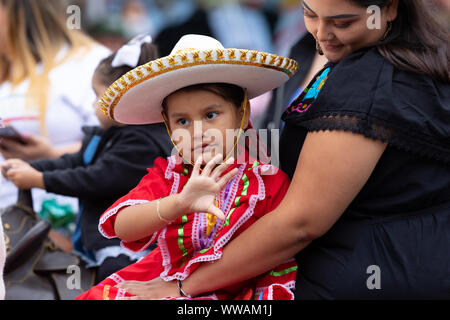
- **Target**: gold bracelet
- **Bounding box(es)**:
[156,198,172,224]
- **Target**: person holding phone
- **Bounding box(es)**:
[1,37,173,282]
[0,0,110,211]
[0,124,27,145]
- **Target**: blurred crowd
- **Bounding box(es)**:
[73,0,450,55]
[71,0,309,56]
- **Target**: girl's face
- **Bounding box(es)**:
[164,88,250,165]
[302,0,398,62]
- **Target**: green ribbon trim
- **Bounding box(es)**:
[177,215,189,267]
[269,266,298,277]
[225,171,251,227]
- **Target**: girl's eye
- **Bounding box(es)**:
[205,112,218,120]
[334,22,352,29]
[177,118,190,126]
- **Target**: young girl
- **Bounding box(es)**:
[77,35,299,300]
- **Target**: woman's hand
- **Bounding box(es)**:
[115,278,179,300]
[0,135,58,160]
[176,154,238,221]
[1,159,44,189]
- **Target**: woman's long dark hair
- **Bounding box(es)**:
[353,0,449,82]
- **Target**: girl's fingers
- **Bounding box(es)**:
[201,153,222,177]
[192,155,203,177]
[217,168,239,189]
[207,204,226,220]
[211,157,234,180]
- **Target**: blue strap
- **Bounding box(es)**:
[83,135,102,165]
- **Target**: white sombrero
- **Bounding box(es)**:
[99,34,299,124]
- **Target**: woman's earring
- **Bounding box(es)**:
[381,21,392,42]
[316,41,324,55]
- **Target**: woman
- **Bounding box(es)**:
[115,0,449,300]
[0,0,110,211]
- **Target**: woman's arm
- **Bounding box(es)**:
[180,130,387,297]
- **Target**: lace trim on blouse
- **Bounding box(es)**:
[296,110,450,164]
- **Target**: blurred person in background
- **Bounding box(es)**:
[0,0,110,213]
[154,0,212,57]
[85,0,200,52]
[272,0,308,56]
[120,0,153,40]
[204,0,274,52]
[84,0,128,52]
[2,36,172,282]
[200,0,277,124]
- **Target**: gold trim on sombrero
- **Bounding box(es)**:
[100,49,299,121]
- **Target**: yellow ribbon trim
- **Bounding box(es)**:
[102,285,111,300]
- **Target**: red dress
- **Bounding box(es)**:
[77,154,297,300]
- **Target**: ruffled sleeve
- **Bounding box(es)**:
[282,47,450,163]
[98,157,172,252]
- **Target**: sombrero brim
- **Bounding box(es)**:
[99,48,298,124]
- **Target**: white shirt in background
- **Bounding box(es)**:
[0,44,110,213]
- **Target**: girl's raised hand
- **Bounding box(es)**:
[178,154,238,220]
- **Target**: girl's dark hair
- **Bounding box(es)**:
[352,0,449,82]
[162,83,245,114]
[95,42,159,87]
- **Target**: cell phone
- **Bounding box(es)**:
[0,125,28,145]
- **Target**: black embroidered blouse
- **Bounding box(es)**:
[280,46,450,299]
